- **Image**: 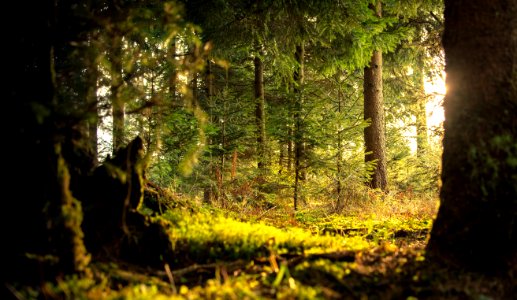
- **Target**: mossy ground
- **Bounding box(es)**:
[11,192,513,299]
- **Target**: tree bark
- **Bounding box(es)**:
[204,59,215,204]
[169,38,177,98]
[86,43,99,166]
[427,0,517,274]
[111,34,124,154]
[5,1,93,283]
[254,54,267,171]
[363,1,387,191]
[293,43,305,210]
[287,127,293,172]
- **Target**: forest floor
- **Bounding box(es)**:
[12,192,514,299]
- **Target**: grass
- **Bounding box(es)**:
[11,191,512,299]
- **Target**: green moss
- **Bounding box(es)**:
[159,210,372,264]
[55,143,91,275]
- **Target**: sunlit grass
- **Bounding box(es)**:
[16,188,440,299]
[161,208,373,266]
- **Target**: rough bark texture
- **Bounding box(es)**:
[254,55,267,171]
[364,1,387,191]
[427,0,517,274]
[364,56,387,190]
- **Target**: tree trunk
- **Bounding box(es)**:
[363,1,387,191]
[336,80,344,212]
[86,45,99,166]
[52,144,91,275]
[169,38,177,98]
[204,59,216,204]
[427,0,517,274]
[414,54,428,157]
[111,34,124,154]
[293,43,305,210]
[231,150,238,180]
[287,127,293,172]
[254,54,267,171]
[5,1,92,283]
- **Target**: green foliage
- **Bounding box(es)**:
[160,208,372,264]
[389,144,441,192]
[138,0,445,211]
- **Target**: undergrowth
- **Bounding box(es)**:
[11,191,511,299]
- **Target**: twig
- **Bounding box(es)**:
[255,206,277,221]
[164,263,177,294]
[157,260,247,278]
[287,250,356,267]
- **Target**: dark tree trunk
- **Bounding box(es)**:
[363,1,387,191]
[254,54,267,171]
[5,1,92,285]
[169,38,177,98]
[287,127,293,172]
[86,45,99,166]
[278,143,285,174]
[427,0,517,274]
[111,34,125,154]
[203,59,215,204]
[206,58,214,101]
[293,43,305,210]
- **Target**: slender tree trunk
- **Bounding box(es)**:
[111,34,124,154]
[254,54,267,171]
[204,59,215,203]
[231,150,238,180]
[86,47,99,166]
[293,43,305,210]
[336,82,344,211]
[206,59,214,101]
[427,0,517,274]
[169,38,177,98]
[363,1,387,191]
[287,127,293,172]
[87,101,98,165]
[278,143,284,174]
[414,54,428,157]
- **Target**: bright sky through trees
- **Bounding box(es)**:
[425,72,445,129]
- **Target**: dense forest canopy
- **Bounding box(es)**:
[3,0,515,298]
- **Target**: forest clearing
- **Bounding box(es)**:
[4,0,516,299]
